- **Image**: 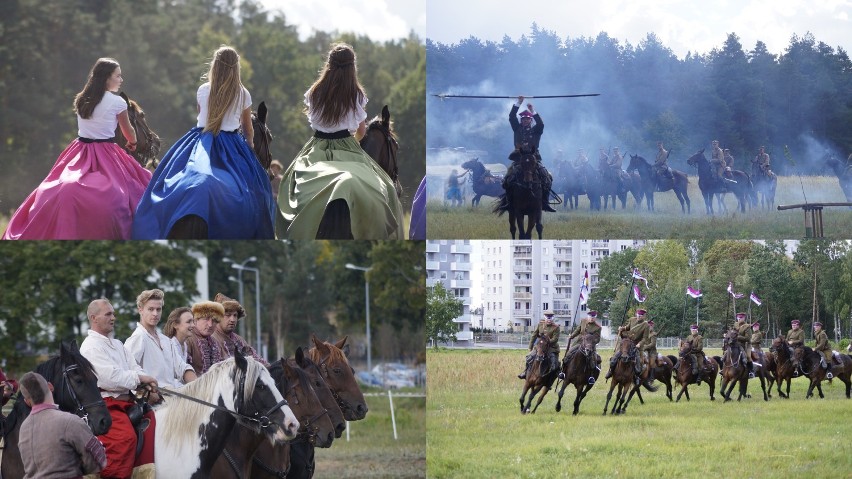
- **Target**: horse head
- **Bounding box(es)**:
[360,105,401,198]
[678,339,693,359]
[626,154,646,173]
[231,352,300,443]
[686,149,707,169]
[37,341,111,436]
[272,356,335,448]
[618,336,635,357]
[307,335,368,421]
[118,92,161,170]
[461,158,484,175]
[519,153,538,183]
[288,347,346,438]
[251,101,273,172]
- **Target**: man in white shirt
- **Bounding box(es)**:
[79,298,158,479]
[125,289,197,389]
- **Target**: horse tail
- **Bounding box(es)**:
[492,196,508,216]
[667,355,678,367]
[642,381,659,392]
[712,356,723,368]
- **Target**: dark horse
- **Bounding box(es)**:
[674,339,718,402]
[519,335,559,414]
[824,153,852,202]
[314,105,402,239]
[460,157,504,206]
[626,154,690,213]
[555,333,600,415]
[750,158,777,209]
[714,329,753,402]
[768,335,797,399]
[115,92,162,171]
[627,353,673,404]
[554,160,585,209]
[495,152,543,239]
[602,338,640,415]
[686,149,752,214]
[1,341,112,479]
[791,344,852,399]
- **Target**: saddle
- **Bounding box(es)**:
[127,400,152,456]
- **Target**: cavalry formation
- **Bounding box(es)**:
[0,336,366,478]
[518,331,852,417]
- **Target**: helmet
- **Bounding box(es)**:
[519,110,534,119]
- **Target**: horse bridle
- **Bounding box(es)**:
[365,122,399,181]
[278,371,329,445]
[61,363,106,427]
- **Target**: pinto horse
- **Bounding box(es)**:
[460,157,504,206]
[519,335,559,414]
[674,339,718,402]
[603,338,640,415]
[686,149,752,214]
[1,341,111,479]
[313,106,402,239]
[115,92,162,171]
[715,329,753,402]
[626,154,690,213]
[154,353,299,477]
[497,152,543,239]
[769,335,797,399]
[555,333,600,415]
[213,351,335,478]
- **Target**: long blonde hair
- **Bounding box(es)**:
[203,46,243,134]
[306,43,366,126]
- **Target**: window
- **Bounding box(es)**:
[515,301,521,310]
[439,271,447,280]
[542,302,549,311]
[543,274,549,281]
[542,287,549,294]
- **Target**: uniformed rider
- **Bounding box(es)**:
[503,96,555,212]
[518,310,560,379]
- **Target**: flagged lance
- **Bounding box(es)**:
[727,282,744,299]
[750,292,762,306]
[686,285,702,298]
[632,268,648,287]
[633,285,646,303]
[432,93,601,100]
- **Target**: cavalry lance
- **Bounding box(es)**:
[431,93,600,100]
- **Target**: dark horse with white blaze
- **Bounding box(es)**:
[115,92,162,171]
[686,149,753,214]
[626,154,690,213]
[495,152,543,239]
[1,342,112,479]
[460,157,504,206]
[555,333,600,415]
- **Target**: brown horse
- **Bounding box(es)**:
[497,152,543,239]
[715,329,753,402]
[628,353,673,404]
[555,333,600,415]
[519,335,559,414]
[116,92,161,171]
[603,338,640,415]
[461,157,504,206]
[314,105,401,239]
[769,335,796,399]
[212,352,335,478]
[626,154,691,213]
[792,345,852,399]
[674,339,718,402]
[251,101,273,174]
[1,342,111,479]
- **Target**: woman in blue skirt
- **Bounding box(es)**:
[132,45,274,239]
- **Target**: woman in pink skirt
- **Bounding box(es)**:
[2,57,151,239]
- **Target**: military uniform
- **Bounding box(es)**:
[711,140,726,179]
[654,143,673,185]
[607,148,623,178]
[750,328,763,360]
[723,149,735,170]
[735,318,754,372]
[566,317,602,356]
[505,101,554,212]
[574,150,589,169]
[641,329,658,369]
[687,330,705,383]
[519,317,560,378]
[813,326,833,377]
[786,324,805,372]
[755,148,770,173]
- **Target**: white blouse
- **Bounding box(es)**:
[196,82,252,132]
[77,92,127,140]
[79,330,145,398]
[125,324,194,389]
[305,89,368,133]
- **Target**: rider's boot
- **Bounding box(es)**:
[826,362,834,380]
[604,354,618,380]
[693,358,701,385]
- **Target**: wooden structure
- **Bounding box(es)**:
[777,202,852,237]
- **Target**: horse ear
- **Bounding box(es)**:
[257,101,267,124]
[381,105,390,126]
[295,347,305,366]
[342,343,351,358]
[120,91,130,107]
[334,336,348,350]
[235,349,248,372]
[700,148,706,154]
[311,334,323,348]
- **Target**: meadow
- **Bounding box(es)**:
[426,175,852,239]
[427,348,852,479]
[314,388,426,478]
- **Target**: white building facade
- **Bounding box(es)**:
[426,240,474,345]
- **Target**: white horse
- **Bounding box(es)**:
[154,352,300,477]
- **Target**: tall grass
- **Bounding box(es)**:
[427,349,852,479]
[427,176,852,239]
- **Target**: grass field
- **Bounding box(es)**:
[314,388,426,478]
[427,348,852,479]
[427,175,852,239]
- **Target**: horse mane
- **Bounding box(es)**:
[157,356,264,452]
[307,340,351,367]
[367,114,396,141]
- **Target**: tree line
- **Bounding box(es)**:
[427,25,852,175]
[0,0,425,215]
[588,239,852,345]
[0,240,426,373]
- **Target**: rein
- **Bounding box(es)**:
[158,384,288,430]
[60,363,106,428]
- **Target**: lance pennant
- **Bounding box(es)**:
[431,93,601,99]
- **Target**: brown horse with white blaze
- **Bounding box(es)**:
[519,335,559,414]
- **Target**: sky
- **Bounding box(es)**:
[426,0,852,58]
[259,0,425,42]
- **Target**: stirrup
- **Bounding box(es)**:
[558,372,565,380]
[588,377,596,385]
[827,372,834,379]
[748,372,755,379]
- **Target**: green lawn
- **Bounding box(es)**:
[315,388,426,478]
[427,175,852,239]
[427,349,852,479]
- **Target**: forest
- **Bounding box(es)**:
[0,0,425,214]
[0,240,426,373]
[588,239,852,345]
[427,25,852,176]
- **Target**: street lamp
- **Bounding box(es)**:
[227,276,244,337]
[345,263,372,371]
[223,256,256,338]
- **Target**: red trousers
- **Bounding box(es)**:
[98,397,156,479]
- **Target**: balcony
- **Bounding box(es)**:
[426,261,439,271]
[451,243,472,254]
[513,309,532,316]
[513,292,532,299]
[591,241,609,249]
[451,279,472,289]
[426,242,440,253]
[451,262,472,271]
